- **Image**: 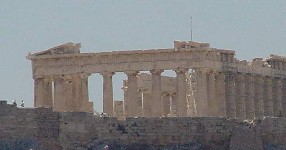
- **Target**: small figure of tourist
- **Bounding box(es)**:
[12,100,17,105]
[21,100,25,107]
[100,112,108,117]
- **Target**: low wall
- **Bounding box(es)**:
[0,101,286,150]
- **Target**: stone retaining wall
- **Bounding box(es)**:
[0,101,285,150]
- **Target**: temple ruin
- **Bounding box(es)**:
[27,41,286,120]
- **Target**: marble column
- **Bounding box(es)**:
[254,75,264,118]
[263,77,274,116]
[224,72,236,118]
[170,93,176,116]
[71,74,81,111]
[136,89,143,117]
[186,72,196,117]
[102,72,114,116]
[53,75,66,112]
[34,76,53,108]
[34,77,44,107]
[245,74,255,119]
[142,90,151,117]
[125,71,139,117]
[162,92,171,117]
[122,85,128,117]
[175,68,188,117]
[235,73,246,120]
[43,77,53,107]
[195,69,209,116]
[79,74,90,112]
[207,71,217,116]
[63,75,74,111]
[150,69,163,117]
[273,78,283,117]
[215,72,226,116]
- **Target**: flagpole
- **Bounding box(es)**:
[191,17,193,41]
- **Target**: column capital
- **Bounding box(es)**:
[195,68,209,74]
[79,73,91,79]
[150,69,163,75]
[101,71,115,78]
[208,71,216,79]
[125,71,139,77]
[175,68,188,74]
[34,75,44,79]
[53,74,71,80]
[64,74,72,81]
[43,76,53,82]
[34,75,53,81]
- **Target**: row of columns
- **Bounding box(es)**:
[194,70,226,117]
[224,72,286,119]
[194,70,286,119]
[138,90,176,117]
[34,69,286,119]
[123,69,188,117]
[34,74,91,112]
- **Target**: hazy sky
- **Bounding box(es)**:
[1,0,286,111]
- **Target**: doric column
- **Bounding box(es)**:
[43,77,53,107]
[63,75,74,112]
[101,71,114,116]
[122,84,128,117]
[34,76,53,108]
[150,69,163,117]
[175,68,188,117]
[170,92,176,117]
[207,71,217,116]
[215,72,226,116]
[71,75,80,111]
[162,92,171,117]
[79,73,90,112]
[273,78,283,117]
[53,75,66,112]
[254,75,264,118]
[263,77,274,116]
[137,89,143,117]
[224,72,236,118]
[235,73,246,120]
[142,89,151,117]
[125,71,139,117]
[34,77,44,107]
[195,69,208,117]
[186,72,196,117]
[245,74,255,119]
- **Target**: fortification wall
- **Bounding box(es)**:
[0,101,60,149]
[59,114,237,149]
[0,101,286,150]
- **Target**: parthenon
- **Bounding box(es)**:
[27,40,286,120]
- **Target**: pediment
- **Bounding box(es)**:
[30,42,81,56]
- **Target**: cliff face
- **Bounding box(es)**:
[0,101,285,150]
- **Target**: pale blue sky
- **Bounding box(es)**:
[1,0,286,111]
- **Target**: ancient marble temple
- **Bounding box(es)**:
[27,41,286,120]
